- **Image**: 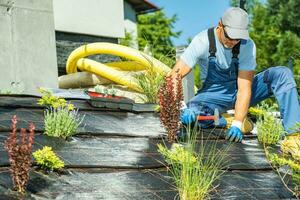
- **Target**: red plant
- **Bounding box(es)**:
[159,72,183,142]
[4,115,35,194]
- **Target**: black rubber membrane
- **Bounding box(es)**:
[0,134,270,170]
[0,96,296,199]
[0,169,294,200]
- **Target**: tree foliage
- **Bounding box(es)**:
[231,0,260,16]
[137,10,181,66]
[251,0,300,74]
[231,0,300,75]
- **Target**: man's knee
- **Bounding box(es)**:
[269,66,294,80]
[268,66,296,94]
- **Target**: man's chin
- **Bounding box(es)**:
[223,44,233,49]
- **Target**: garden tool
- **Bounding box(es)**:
[281,133,300,161]
[197,108,220,126]
[180,101,220,126]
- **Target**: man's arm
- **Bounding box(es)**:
[234,70,255,122]
[169,59,192,78]
[226,70,254,142]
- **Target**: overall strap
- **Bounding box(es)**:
[232,42,241,75]
[208,27,216,58]
[208,27,241,59]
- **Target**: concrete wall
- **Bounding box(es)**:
[0,0,58,95]
[53,0,124,38]
[53,0,126,75]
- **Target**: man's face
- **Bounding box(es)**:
[221,24,240,49]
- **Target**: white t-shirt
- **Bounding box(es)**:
[181,28,256,82]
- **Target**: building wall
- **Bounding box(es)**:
[123,1,138,49]
[53,0,127,75]
[53,0,124,38]
[0,0,58,95]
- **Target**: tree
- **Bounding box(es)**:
[231,0,300,75]
[137,10,181,66]
[231,0,260,16]
[250,1,300,74]
[119,31,135,48]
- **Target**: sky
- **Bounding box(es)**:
[150,0,232,46]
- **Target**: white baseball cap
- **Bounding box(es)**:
[221,7,249,40]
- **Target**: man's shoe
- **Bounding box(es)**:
[281,133,300,161]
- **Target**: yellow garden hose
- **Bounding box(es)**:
[64,42,171,91]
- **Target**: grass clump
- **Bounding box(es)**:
[33,146,64,171]
[44,107,84,139]
[134,66,165,103]
[158,126,229,200]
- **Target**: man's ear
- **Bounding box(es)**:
[217,21,222,28]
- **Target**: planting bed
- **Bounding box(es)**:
[0,96,295,199]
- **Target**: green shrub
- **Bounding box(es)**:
[38,88,74,110]
[248,107,265,117]
[44,107,84,139]
[256,112,284,145]
[4,116,35,194]
[266,151,300,197]
[33,146,64,171]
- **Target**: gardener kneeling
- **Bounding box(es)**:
[169,7,300,160]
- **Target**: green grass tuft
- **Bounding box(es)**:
[158,125,230,200]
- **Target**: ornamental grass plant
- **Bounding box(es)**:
[158,124,230,200]
[157,70,228,199]
[4,115,35,194]
[134,67,165,103]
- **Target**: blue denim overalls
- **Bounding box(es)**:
[186,27,300,134]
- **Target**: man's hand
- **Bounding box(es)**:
[226,127,243,142]
[181,108,196,124]
[225,120,243,142]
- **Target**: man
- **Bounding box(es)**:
[170,7,300,160]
